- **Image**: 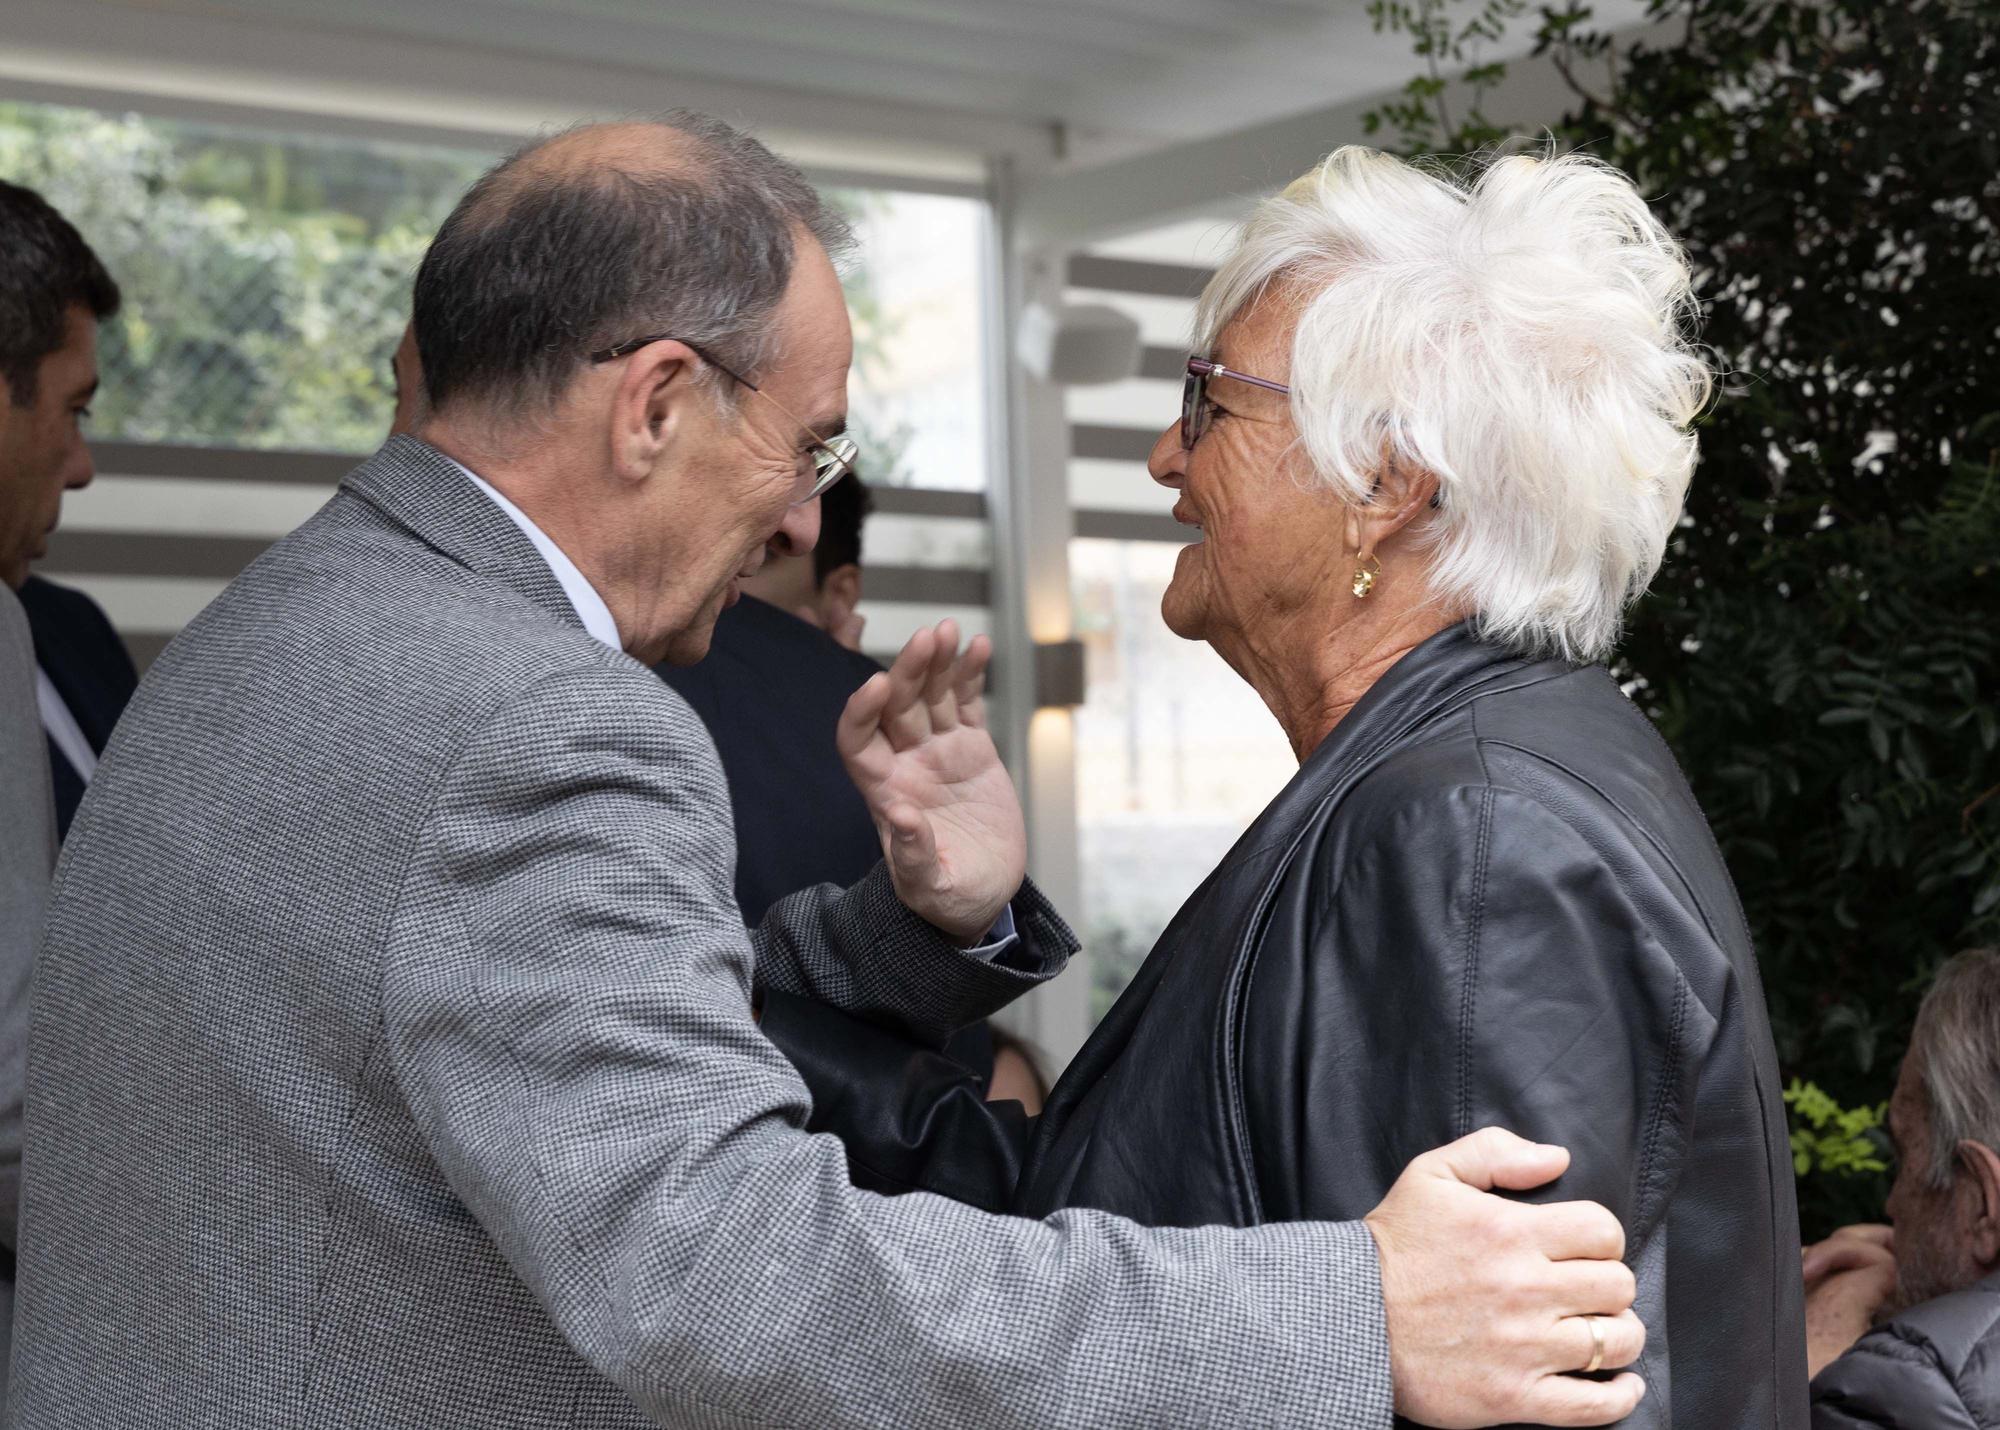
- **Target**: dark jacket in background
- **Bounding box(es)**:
[765,622,1810,1428]
[655,595,998,1080]
[654,595,882,924]
[1812,1272,2000,1428]
[18,575,137,841]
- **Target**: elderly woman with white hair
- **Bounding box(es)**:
[763,147,1807,1427]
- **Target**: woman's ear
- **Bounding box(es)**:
[1350,451,1442,560]
[1959,1140,2000,1269]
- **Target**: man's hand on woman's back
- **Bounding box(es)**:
[1368,1127,1647,1428]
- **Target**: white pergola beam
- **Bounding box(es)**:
[0,0,1057,182]
[1018,16,1672,249]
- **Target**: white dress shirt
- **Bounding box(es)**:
[445,456,1016,955]
[446,458,622,652]
[36,668,97,784]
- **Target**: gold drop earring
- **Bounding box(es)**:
[1351,552,1382,599]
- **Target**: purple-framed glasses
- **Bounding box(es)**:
[1182,355,1290,450]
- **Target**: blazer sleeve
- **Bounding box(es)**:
[750,866,1075,1044]
[0,589,55,1251]
[1282,784,1711,1430]
[379,662,1396,1429]
[757,988,1032,1213]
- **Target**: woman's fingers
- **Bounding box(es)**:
[836,672,892,764]
[880,625,937,748]
[922,620,960,732]
[954,634,992,726]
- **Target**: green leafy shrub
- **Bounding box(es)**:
[1785,1079,1893,1232]
[1368,0,2000,1238]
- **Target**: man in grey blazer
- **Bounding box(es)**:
[9,116,1645,1428]
[0,586,55,1394]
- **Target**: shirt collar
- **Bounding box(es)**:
[443,457,622,653]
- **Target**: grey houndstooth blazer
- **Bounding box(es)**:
[9,437,1391,1429]
[0,585,55,1404]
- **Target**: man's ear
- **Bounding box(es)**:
[608,341,702,484]
[1960,1140,2000,1269]
[816,563,863,634]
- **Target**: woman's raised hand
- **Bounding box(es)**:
[837,620,1026,944]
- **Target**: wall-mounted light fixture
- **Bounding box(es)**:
[1032,638,1087,710]
[1016,301,1141,387]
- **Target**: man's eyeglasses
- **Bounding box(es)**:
[590,335,858,506]
[1181,355,1291,450]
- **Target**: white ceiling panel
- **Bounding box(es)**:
[0,0,1653,188]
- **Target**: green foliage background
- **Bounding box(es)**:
[1368,0,2000,1236]
[0,102,914,476]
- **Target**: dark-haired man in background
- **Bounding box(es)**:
[657,474,1045,1111]
[0,179,128,1387]
[738,461,871,652]
[0,179,137,843]
[657,472,879,926]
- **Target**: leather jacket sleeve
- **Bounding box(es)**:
[1248,783,1713,1429]
[757,989,1033,1213]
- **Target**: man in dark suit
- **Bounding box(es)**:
[0,180,133,842]
[660,476,1049,1107]
[0,176,125,1395]
[656,472,879,924]
[16,576,136,840]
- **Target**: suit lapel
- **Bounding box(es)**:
[20,577,132,753]
[338,435,589,639]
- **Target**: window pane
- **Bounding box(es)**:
[0,100,494,453]
[827,189,988,491]
[1070,538,1297,1021]
[0,100,991,491]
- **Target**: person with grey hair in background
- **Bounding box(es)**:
[1805,947,2000,1426]
[10,114,1644,1430]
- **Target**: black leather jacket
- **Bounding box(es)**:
[763,624,1809,1428]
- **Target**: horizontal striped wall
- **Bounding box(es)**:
[1063,252,1214,529]
[45,440,997,671]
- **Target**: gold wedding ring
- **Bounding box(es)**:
[1582,1314,1606,1375]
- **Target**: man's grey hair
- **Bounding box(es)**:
[1911,947,2000,1189]
[413,111,854,417]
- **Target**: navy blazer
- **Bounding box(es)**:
[17,577,137,841]
[654,594,884,926]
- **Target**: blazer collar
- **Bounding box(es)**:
[339,435,585,637]
[1249,621,1560,845]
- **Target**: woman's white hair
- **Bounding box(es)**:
[1195,146,1712,663]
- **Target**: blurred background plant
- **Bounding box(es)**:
[1367,0,2000,1237]
[0,103,921,482]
